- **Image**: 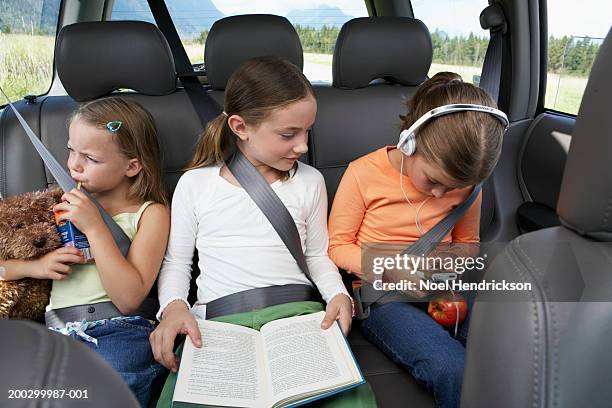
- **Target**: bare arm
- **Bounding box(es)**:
[55,189,171,314]
[0,247,84,281]
[328,165,367,277]
[86,204,170,314]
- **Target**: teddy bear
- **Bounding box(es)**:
[0,189,63,321]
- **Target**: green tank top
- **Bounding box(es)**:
[48,201,153,310]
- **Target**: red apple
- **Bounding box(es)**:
[427,293,468,328]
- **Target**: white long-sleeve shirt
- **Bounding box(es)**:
[157,162,349,320]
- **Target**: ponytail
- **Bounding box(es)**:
[185,113,234,170]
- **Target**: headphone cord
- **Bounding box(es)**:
[400,154,460,337]
[400,153,430,235]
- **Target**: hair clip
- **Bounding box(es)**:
[106,120,122,132]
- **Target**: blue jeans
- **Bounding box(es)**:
[361,297,473,408]
[60,316,163,407]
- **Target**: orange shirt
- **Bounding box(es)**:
[328,146,481,277]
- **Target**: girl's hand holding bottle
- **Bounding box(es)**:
[53,188,104,235]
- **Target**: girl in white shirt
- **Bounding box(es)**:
[150,56,375,407]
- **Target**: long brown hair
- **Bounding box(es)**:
[186,56,314,180]
[400,72,505,186]
[68,97,169,206]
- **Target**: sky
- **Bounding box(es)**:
[211,0,368,18]
[212,0,611,39]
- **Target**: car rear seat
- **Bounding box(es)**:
[309,17,436,408]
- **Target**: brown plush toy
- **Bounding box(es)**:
[0,190,63,321]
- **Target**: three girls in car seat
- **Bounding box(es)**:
[149,56,377,407]
[328,72,507,408]
[0,97,171,406]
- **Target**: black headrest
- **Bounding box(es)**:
[557,28,612,241]
[56,21,176,102]
[332,17,432,89]
[205,15,303,90]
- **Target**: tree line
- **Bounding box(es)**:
[198,25,599,77]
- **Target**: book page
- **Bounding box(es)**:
[173,319,269,407]
[260,311,357,404]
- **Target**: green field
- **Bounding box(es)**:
[1,34,587,115]
[0,33,55,102]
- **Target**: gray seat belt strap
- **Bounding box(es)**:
[226,150,316,287]
[0,89,131,257]
[479,3,508,106]
[354,183,482,319]
[400,183,482,257]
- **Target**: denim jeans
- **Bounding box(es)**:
[58,316,163,407]
[361,296,474,408]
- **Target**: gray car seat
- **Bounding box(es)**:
[0,320,139,407]
[461,28,612,408]
[310,17,432,205]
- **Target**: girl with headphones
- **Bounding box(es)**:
[328,72,508,408]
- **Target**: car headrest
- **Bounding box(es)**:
[205,14,303,90]
[557,28,612,241]
[332,17,432,89]
[56,21,176,102]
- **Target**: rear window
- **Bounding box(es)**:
[110,0,369,83]
[0,0,62,102]
[544,0,609,115]
[411,0,490,84]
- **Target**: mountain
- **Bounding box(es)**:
[286,5,353,28]
[112,0,224,39]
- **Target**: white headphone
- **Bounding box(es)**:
[397,103,509,156]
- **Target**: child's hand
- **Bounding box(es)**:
[54,189,104,234]
[34,247,84,280]
[321,293,353,336]
[150,300,202,372]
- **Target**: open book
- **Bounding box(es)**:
[172,311,365,408]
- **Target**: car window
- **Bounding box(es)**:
[544,0,610,115]
[0,0,61,103]
[110,0,368,83]
[410,0,490,84]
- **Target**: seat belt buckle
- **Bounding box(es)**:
[415,270,457,282]
[353,286,370,320]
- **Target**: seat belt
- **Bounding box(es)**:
[225,150,316,287]
[479,3,509,108]
[0,87,131,257]
[353,183,482,320]
[146,0,221,126]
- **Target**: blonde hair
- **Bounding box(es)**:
[400,72,505,186]
[68,97,169,206]
[186,56,314,180]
